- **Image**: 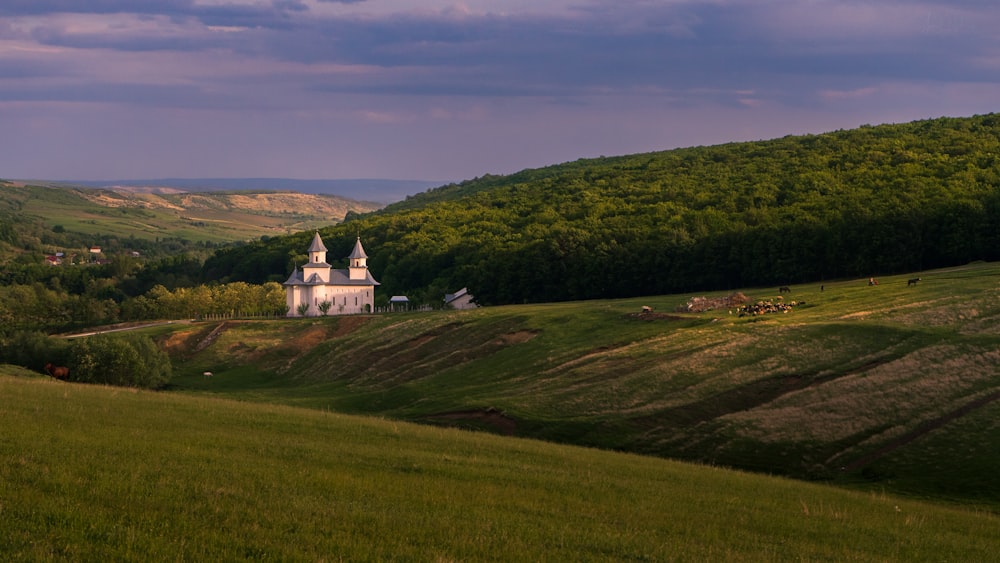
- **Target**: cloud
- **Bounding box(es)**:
[1,0,998,181]
[8,1,997,101]
[819,86,881,102]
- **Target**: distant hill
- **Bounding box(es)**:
[61,178,445,204]
[0,181,383,255]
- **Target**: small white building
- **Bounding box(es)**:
[283,232,379,316]
[444,287,477,309]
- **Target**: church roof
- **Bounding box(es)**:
[330,268,380,285]
[308,231,327,253]
[348,237,368,259]
[283,267,380,287]
[283,269,304,285]
[283,234,379,288]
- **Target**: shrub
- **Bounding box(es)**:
[68,333,172,388]
[0,330,69,373]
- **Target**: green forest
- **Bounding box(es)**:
[206,114,1000,304]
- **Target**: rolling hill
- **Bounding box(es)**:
[64,177,443,204]
[157,261,1000,511]
[0,180,382,247]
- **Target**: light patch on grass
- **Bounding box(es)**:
[956,289,1000,335]
[526,328,746,412]
[722,345,1000,444]
[648,325,848,403]
[840,311,873,319]
[886,299,987,328]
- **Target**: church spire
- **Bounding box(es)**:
[348,237,368,279]
[307,231,328,264]
[348,236,367,260]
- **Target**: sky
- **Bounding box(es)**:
[2,0,998,188]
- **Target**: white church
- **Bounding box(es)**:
[283,232,379,316]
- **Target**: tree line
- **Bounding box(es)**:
[0,279,288,335]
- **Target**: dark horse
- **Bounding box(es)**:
[907,277,921,286]
[44,363,69,380]
[778,286,791,294]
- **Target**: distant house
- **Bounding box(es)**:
[444,287,478,310]
[283,232,379,316]
[44,255,61,266]
[89,246,101,254]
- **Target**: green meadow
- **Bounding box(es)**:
[5,262,1000,559]
[2,373,998,561]
[158,262,1000,506]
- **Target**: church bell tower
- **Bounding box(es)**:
[348,237,369,281]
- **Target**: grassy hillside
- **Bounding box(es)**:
[67,177,441,203]
[0,180,380,245]
[3,372,997,560]
[159,261,1000,509]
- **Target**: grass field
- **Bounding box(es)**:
[3,372,998,561]
[157,262,1000,511]
[5,262,1000,559]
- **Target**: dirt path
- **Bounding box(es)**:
[61,320,191,339]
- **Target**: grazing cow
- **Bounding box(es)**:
[907,277,921,286]
[641,305,653,313]
[778,286,791,294]
[203,371,214,377]
[44,362,69,380]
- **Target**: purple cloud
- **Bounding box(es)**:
[0,0,997,183]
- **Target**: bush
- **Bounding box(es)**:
[68,333,172,388]
[0,330,69,373]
